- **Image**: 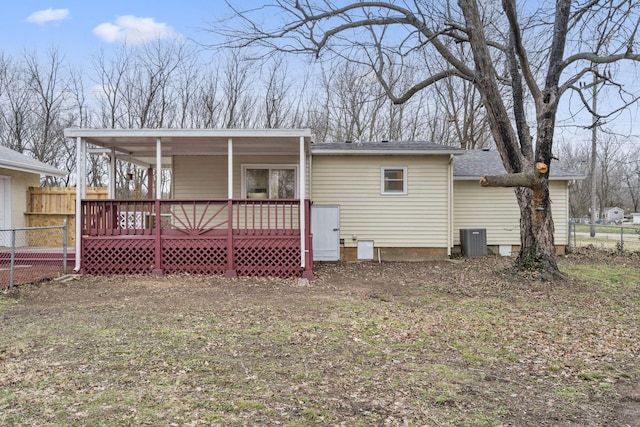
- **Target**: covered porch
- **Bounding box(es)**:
[65,129,314,279]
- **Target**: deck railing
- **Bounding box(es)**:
[81,199,302,236]
[79,199,312,278]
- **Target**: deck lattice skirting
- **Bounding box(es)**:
[80,199,312,278]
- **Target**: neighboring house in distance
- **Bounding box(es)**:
[603,207,624,224]
[453,149,584,255]
[0,145,67,231]
[64,129,583,279]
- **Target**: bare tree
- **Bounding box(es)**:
[596,134,626,215]
[91,47,131,129]
[191,71,224,128]
[262,54,293,128]
[557,140,590,219]
[126,41,187,128]
[0,54,37,153]
[434,77,491,149]
[220,51,257,128]
[24,48,74,186]
[219,0,640,278]
[621,152,640,213]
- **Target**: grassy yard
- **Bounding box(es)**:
[572,223,640,235]
[1,252,639,426]
[570,223,640,252]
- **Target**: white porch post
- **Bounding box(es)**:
[156,138,162,199]
[74,137,86,272]
[227,138,233,199]
[224,137,237,277]
[299,136,306,272]
[108,148,116,198]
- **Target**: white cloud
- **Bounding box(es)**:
[25,8,70,24]
[93,15,179,44]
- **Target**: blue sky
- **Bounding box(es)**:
[2,2,639,148]
[0,1,249,62]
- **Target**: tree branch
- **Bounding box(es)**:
[480,162,548,188]
[480,173,534,188]
[561,52,640,72]
[506,28,533,161]
[501,0,541,100]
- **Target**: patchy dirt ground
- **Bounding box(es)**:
[1,249,639,426]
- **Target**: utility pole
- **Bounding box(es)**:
[589,67,598,238]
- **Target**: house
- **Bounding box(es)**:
[0,145,67,235]
[310,141,463,261]
[453,149,584,256]
[603,207,624,223]
[64,128,581,278]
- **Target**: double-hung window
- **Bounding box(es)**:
[381,166,408,195]
[243,165,297,199]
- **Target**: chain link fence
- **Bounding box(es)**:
[0,221,68,290]
[568,222,640,254]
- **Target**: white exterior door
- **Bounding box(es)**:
[312,205,340,261]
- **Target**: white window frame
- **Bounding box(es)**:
[380,166,408,195]
[241,164,298,199]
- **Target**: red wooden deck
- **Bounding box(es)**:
[80,199,313,278]
[0,248,74,289]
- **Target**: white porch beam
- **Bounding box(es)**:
[299,136,306,270]
[156,138,162,199]
[227,138,233,199]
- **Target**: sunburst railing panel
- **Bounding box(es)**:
[80,199,309,278]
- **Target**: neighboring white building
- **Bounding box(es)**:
[0,145,66,231]
[604,207,624,223]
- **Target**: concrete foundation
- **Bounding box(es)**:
[341,246,448,262]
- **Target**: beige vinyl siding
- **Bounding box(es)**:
[173,155,309,199]
[0,168,40,228]
[453,180,570,246]
[311,155,451,248]
[173,156,227,198]
[550,181,569,245]
[453,183,520,245]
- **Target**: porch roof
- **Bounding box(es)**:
[63,128,313,167]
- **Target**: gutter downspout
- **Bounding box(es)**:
[225,138,236,277]
[74,137,85,272]
[299,136,306,273]
[156,138,162,199]
[109,148,116,198]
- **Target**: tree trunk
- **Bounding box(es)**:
[484,160,560,280]
[514,176,561,280]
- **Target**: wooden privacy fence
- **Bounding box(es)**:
[25,187,107,246]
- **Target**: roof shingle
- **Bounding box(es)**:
[453,149,584,180]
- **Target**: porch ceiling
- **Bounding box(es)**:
[64,128,313,167]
